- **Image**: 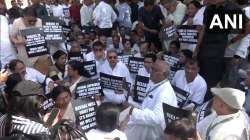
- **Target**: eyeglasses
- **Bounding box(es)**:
[108,56,117,59]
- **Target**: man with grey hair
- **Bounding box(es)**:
[100,49,132,104]
[124,60,178,140]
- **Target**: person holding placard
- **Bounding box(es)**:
[125,60,178,140]
[85,41,106,77]
[10,6,46,67]
[100,49,132,104]
[172,59,207,110]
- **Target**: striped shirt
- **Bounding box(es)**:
[10,115,50,135]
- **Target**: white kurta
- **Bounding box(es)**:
[25,67,53,94]
[125,80,178,140]
[197,111,250,140]
[0,15,17,68]
[172,70,207,105]
[100,60,132,104]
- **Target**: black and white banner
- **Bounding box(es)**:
[43,18,63,42]
[21,27,48,57]
[177,25,198,44]
[75,78,102,99]
[68,52,83,61]
[128,57,144,74]
[172,85,190,107]
[100,72,124,91]
[133,75,149,103]
[163,103,191,125]
[163,55,180,81]
[73,98,97,131]
[83,60,97,77]
[163,25,176,40]
[118,55,132,65]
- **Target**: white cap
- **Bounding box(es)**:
[211,87,245,109]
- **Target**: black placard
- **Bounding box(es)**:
[40,92,55,113]
[197,100,213,122]
[83,60,97,77]
[163,25,176,40]
[128,57,144,74]
[43,18,63,42]
[68,52,83,61]
[177,25,198,44]
[73,98,97,131]
[21,27,48,58]
[133,75,149,103]
[163,103,191,125]
[163,55,180,81]
[172,85,190,107]
[118,55,132,65]
[99,72,124,91]
[75,78,102,99]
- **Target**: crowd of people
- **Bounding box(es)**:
[0,0,250,139]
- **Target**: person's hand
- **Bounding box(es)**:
[193,46,200,59]
[149,29,158,34]
[0,69,8,83]
[15,38,26,46]
[164,19,173,28]
[187,18,193,26]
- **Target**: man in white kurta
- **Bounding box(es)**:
[100,49,132,104]
[0,15,16,68]
[172,60,207,108]
[197,88,250,140]
[125,60,178,140]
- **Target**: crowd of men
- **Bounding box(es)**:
[0,0,250,139]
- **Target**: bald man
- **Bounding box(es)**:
[125,60,178,140]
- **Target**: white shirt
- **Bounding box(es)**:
[116,2,132,28]
[100,60,132,104]
[138,66,150,77]
[193,6,206,26]
[85,51,106,77]
[0,15,16,68]
[87,129,127,140]
[172,70,207,105]
[80,3,95,27]
[93,1,117,28]
[52,4,64,20]
[25,67,53,94]
[197,111,250,140]
[127,80,178,132]
[167,1,186,25]
[235,6,250,59]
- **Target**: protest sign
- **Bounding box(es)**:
[100,72,124,91]
[83,60,97,77]
[177,25,198,44]
[128,57,144,74]
[43,18,63,42]
[163,103,191,125]
[68,52,83,61]
[75,78,102,99]
[118,55,132,65]
[73,98,97,131]
[133,75,149,103]
[21,27,48,57]
[196,100,213,122]
[172,85,190,107]
[163,25,176,40]
[163,55,180,81]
